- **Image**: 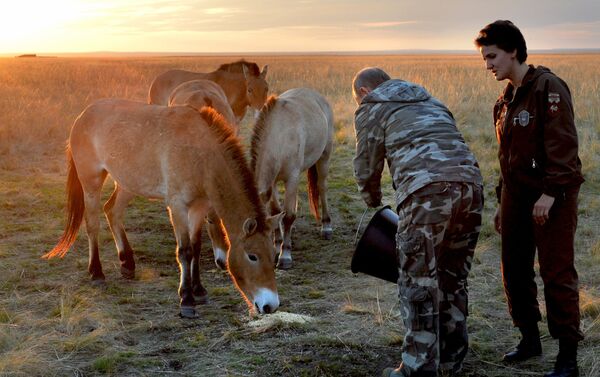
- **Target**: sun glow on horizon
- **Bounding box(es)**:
[0,1,598,54]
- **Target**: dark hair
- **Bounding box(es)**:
[475,20,528,63]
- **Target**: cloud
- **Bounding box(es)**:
[360,21,418,28]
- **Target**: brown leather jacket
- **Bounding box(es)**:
[493,65,584,202]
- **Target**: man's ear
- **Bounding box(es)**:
[359,86,371,97]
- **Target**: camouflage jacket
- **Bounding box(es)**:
[353,79,483,208]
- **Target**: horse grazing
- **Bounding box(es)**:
[169,79,237,133]
[148,60,268,123]
[44,99,281,317]
[168,79,237,268]
[250,88,334,269]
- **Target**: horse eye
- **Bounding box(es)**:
[247,253,258,262]
[248,88,253,93]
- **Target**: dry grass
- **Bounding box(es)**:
[0,54,599,376]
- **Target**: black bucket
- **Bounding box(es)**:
[351,206,399,283]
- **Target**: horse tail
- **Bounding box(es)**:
[43,147,85,259]
[307,165,320,221]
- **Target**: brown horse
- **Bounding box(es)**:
[168,79,237,268]
[250,88,334,269]
[169,79,237,133]
[44,99,281,317]
[148,60,268,122]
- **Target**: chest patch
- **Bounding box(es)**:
[514,109,532,127]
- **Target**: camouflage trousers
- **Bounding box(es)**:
[395,182,483,376]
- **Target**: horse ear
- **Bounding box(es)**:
[266,212,284,230]
[242,217,258,236]
[260,65,269,79]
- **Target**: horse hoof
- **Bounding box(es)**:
[90,278,106,287]
[321,229,333,240]
[276,257,292,270]
[120,266,135,279]
[215,259,227,271]
[195,294,209,305]
[193,287,208,304]
[179,306,198,318]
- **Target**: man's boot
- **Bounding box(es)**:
[544,339,579,377]
[503,325,542,362]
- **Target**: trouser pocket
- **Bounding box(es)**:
[399,283,435,331]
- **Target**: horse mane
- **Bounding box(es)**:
[199,107,267,232]
[250,95,279,173]
[217,60,261,77]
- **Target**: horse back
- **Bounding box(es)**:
[70,99,214,199]
[148,70,209,105]
[253,89,331,180]
[168,79,237,127]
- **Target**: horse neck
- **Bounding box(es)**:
[204,150,259,236]
[252,131,280,198]
[211,72,249,112]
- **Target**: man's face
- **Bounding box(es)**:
[480,44,517,81]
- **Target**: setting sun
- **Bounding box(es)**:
[1,0,598,55]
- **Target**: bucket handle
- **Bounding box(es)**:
[353,207,370,246]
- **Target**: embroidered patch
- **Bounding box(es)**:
[512,109,533,127]
[517,110,530,127]
[548,92,561,117]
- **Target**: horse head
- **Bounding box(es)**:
[243,65,269,110]
[227,214,282,314]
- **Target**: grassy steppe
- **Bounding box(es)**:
[1,54,599,376]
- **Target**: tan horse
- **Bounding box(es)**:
[148,60,268,122]
[44,99,281,317]
[168,79,236,268]
[169,79,237,133]
[250,88,334,269]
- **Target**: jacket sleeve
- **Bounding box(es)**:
[353,105,385,207]
[539,76,582,197]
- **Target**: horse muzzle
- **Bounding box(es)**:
[253,288,279,314]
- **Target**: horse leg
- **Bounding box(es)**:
[316,151,333,240]
[80,171,107,282]
[206,209,229,271]
[167,203,197,318]
[189,202,210,304]
[103,184,136,279]
[269,186,283,250]
[277,176,299,270]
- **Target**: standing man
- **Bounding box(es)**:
[352,67,484,376]
[475,20,584,377]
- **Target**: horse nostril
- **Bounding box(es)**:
[263,304,272,314]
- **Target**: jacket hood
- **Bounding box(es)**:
[362,79,431,104]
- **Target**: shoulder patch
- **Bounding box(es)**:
[548,92,561,117]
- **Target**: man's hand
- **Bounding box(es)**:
[533,193,555,226]
[493,207,501,234]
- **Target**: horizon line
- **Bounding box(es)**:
[3,47,600,58]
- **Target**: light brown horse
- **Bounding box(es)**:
[168,79,237,268]
[250,88,334,269]
[44,99,281,317]
[148,60,268,122]
[169,79,238,133]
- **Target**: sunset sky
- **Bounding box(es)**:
[1,0,599,54]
